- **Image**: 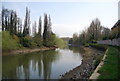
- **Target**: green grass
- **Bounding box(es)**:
[98,46,119,79]
[2,31,20,51]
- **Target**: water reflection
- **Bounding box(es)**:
[2,47,83,79]
[69,46,85,54]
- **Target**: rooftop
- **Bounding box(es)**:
[111,20,120,29]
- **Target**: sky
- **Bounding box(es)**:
[1,0,119,37]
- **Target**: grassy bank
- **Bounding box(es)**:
[98,46,119,79]
[2,31,20,51]
[2,31,67,53]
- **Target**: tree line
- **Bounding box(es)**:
[69,18,119,45]
[2,7,58,48]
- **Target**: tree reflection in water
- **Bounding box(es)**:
[2,49,59,79]
[2,47,83,79]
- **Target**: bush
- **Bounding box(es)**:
[21,36,37,48]
[43,34,67,48]
[33,35,43,47]
[89,44,107,51]
[53,35,67,48]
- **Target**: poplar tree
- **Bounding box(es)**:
[23,7,30,37]
[38,16,42,37]
[32,21,37,37]
[2,8,10,31]
[17,18,22,33]
[43,13,48,46]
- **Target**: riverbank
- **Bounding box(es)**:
[90,46,119,79]
[97,46,119,79]
[2,47,56,56]
[60,46,104,79]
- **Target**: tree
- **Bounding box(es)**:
[23,7,30,37]
[70,18,106,45]
[48,15,52,33]
[17,18,22,34]
[72,33,79,45]
[93,18,102,40]
[2,7,10,31]
[32,21,37,37]
[10,10,14,34]
[2,7,18,35]
[43,13,48,46]
[87,18,102,41]
[12,11,17,34]
[79,30,87,44]
[43,14,55,47]
[2,7,5,31]
[102,27,110,40]
[38,16,42,37]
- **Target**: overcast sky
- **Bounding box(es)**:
[1,0,119,37]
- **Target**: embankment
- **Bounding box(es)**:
[60,46,105,79]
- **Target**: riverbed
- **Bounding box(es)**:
[2,47,84,79]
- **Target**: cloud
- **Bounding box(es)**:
[52,24,84,37]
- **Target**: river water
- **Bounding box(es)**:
[2,47,84,79]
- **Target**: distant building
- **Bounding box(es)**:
[111,20,120,37]
[111,20,120,30]
[111,1,120,37]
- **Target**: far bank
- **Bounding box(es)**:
[2,31,67,56]
[2,47,57,56]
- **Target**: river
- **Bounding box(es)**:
[2,47,84,79]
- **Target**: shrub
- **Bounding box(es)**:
[33,35,43,47]
[20,36,36,48]
[89,44,107,51]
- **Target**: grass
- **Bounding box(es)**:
[2,31,20,51]
[98,46,119,79]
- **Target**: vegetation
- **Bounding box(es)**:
[2,31,20,51]
[88,44,119,79]
[98,46,119,79]
[89,43,107,51]
[53,36,67,48]
[2,7,66,51]
[0,32,2,49]
[69,18,119,45]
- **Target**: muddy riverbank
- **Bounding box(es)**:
[2,47,56,56]
[60,46,104,79]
